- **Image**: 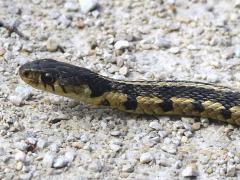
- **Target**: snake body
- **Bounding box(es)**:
[19,59,240,126]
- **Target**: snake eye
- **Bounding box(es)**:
[41,73,55,84]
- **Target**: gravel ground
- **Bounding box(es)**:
[1,0,240,179]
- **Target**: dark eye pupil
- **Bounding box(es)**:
[41,73,55,84]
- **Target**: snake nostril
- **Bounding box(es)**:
[23,71,30,77]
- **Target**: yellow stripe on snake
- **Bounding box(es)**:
[19,59,240,126]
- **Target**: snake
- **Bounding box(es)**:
[18,59,240,126]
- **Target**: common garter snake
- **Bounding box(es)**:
[19,59,240,126]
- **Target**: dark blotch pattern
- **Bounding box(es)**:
[220,109,232,119]
[124,96,138,110]
[159,99,173,112]
[192,101,205,112]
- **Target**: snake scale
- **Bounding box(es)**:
[19,59,240,126]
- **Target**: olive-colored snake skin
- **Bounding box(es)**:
[19,59,240,126]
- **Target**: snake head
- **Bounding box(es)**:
[18,59,101,98]
[19,59,59,89]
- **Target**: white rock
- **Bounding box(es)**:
[59,15,71,27]
[37,139,48,149]
[169,47,180,54]
[49,10,61,19]
[122,164,134,173]
[158,131,168,138]
[65,150,76,162]
[119,66,128,76]
[53,157,69,168]
[227,165,236,177]
[9,86,32,106]
[149,121,161,130]
[235,46,240,58]
[16,161,23,171]
[79,0,98,13]
[80,134,89,143]
[65,1,79,11]
[9,95,23,106]
[15,151,26,162]
[16,56,30,65]
[140,152,154,163]
[155,35,171,49]
[182,164,198,177]
[19,173,32,180]
[42,153,55,167]
[27,137,37,145]
[114,40,130,50]
[50,143,60,152]
[0,47,6,56]
[187,44,200,50]
[206,73,220,83]
[110,144,121,152]
[89,160,103,172]
[15,141,28,151]
[32,0,41,4]
[110,130,121,136]
[161,144,177,154]
[15,86,32,99]
[46,37,59,52]
[235,0,240,8]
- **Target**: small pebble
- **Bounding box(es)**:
[50,143,60,152]
[32,0,41,4]
[9,86,30,106]
[122,164,134,173]
[110,130,121,136]
[79,0,98,13]
[15,151,26,162]
[46,37,59,52]
[182,164,198,177]
[15,141,28,151]
[114,40,130,50]
[110,143,121,152]
[0,47,6,56]
[75,20,85,29]
[16,57,30,65]
[192,122,201,131]
[65,150,76,162]
[19,173,32,180]
[119,66,128,76]
[161,144,177,154]
[42,153,55,167]
[65,1,79,11]
[235,47,240,58]
[16,161,23,171]
[149,121,161,130]
[36,139,48,149]
[9,95,24,106]
[53,157,69,168]
[140,152,154,163]
[158,131,168,138]
[88,160,103,172]
[155,35,171,49]
[169,47,180,54]
[59,15,72,27]
[80,134,90,143]
[49,10,61,19]
[227,165,236,177]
